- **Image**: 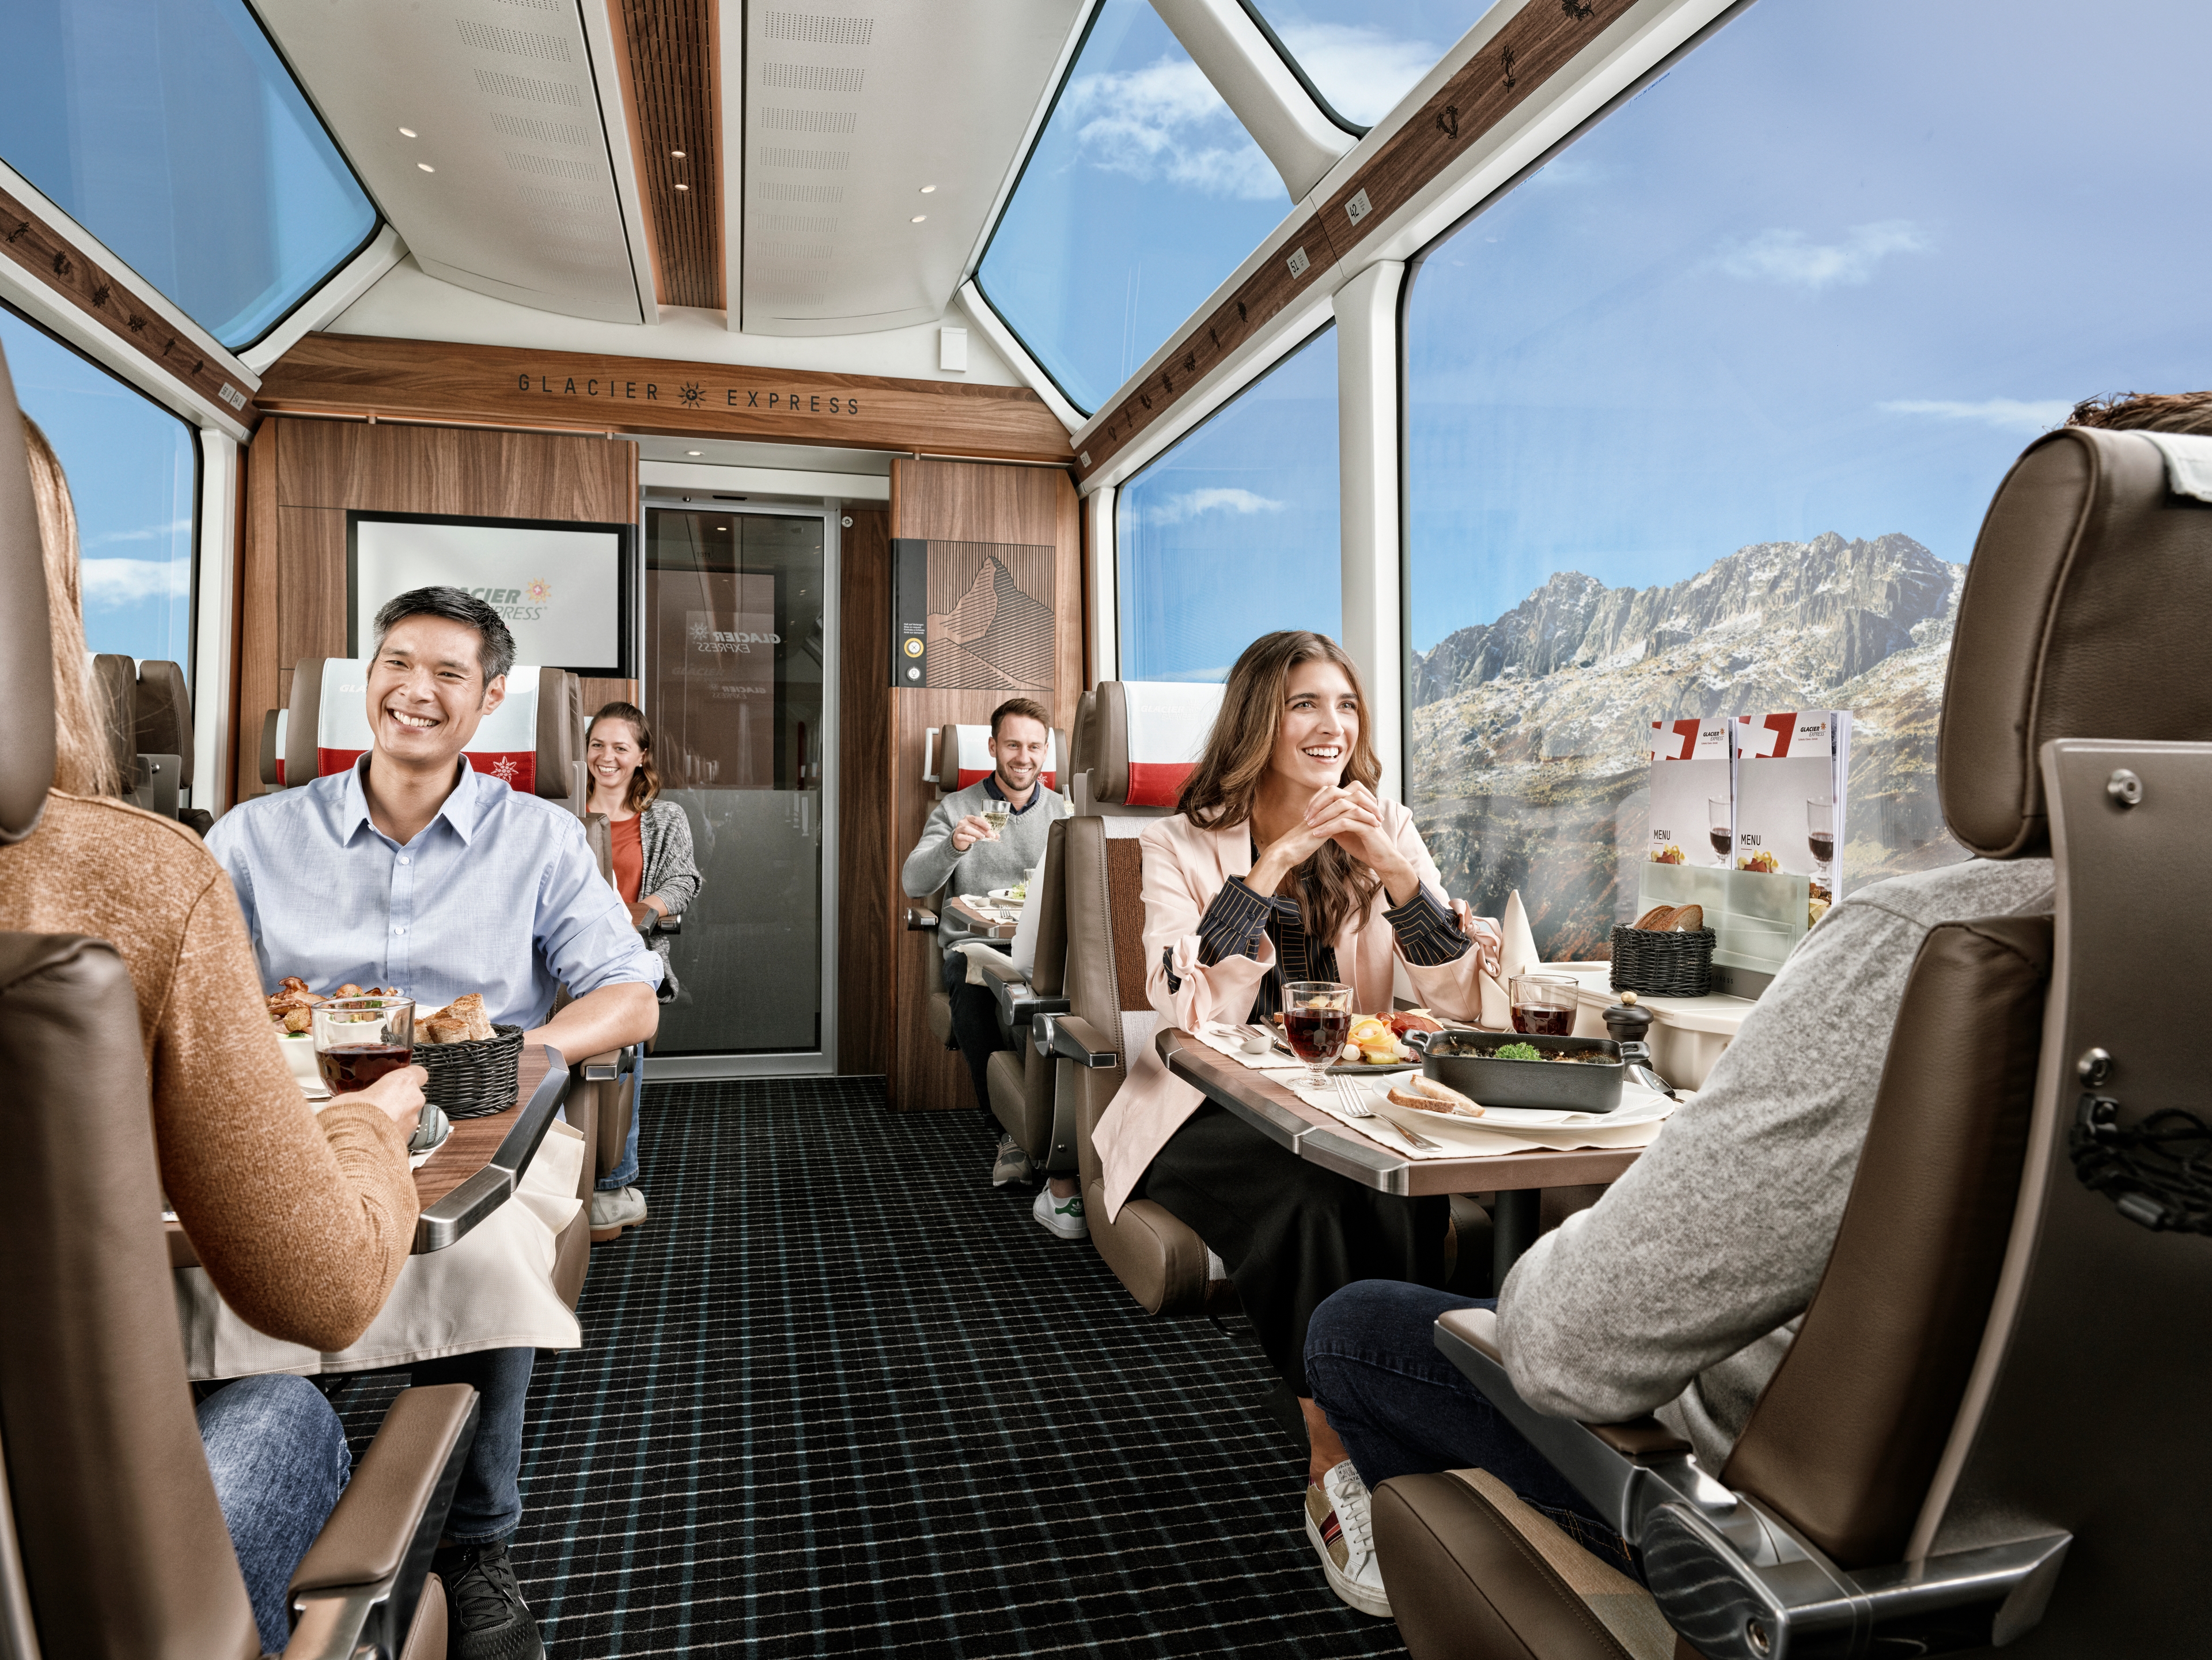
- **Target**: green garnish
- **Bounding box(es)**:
[1494,1042,1542,1061]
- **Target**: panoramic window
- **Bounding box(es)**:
[1242,0,1488,130]
[1403,0,2212,959]
[1118,326,1338,682]
[0,0,378,348]
[977,0,1293,414]
[1,306,198,675]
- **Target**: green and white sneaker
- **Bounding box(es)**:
[1305,1460,1391,1617]
[1031,1186,1088,1239]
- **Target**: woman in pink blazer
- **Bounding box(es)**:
[1092,632,1498,1559]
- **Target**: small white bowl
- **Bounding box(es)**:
[277,1031,324,1093]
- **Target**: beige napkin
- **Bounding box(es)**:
[1478,890,1541,1028]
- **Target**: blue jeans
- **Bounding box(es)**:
[199,1374,351,1654]
[1305,1281,1635,1572]
[594,1064,643,1190]
[384,1347,535,1542]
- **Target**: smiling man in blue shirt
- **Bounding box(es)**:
[209,585,659,1660]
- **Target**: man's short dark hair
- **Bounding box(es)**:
[990,697,1051,738]
[372,585,517,686]
[2067,390,2212,436]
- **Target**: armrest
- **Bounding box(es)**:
[905,906,938,932]
[579,1046,623,1084]
[412,1047,569,1251]
[283,1384,479,1660]
[1035,1011,1118,1069]
[1430,1311,2071,1658]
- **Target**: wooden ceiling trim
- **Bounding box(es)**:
[256,332,1074,463]
[0,177,258,426]
[614,0,722,311]
[1071,0,1640,486]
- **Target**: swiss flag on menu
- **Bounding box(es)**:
[1652,719,1702,761]
[1740,711,1803,759]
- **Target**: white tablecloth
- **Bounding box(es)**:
[173,1120,586,1380]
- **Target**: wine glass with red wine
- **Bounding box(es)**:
[1708,797,1732,867]
[1281,981,1353,1084]
[313,996,416,1095]
[1509,974,1578,1037]
[1806,799,1835,893]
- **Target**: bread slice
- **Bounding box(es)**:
[1671,903,1705,932]
[1631,905,1680,932]
[1386,1073,1483,1117]
[420,1014,473,1045]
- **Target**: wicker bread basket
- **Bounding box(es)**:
[414,1023,525,1120]
[1608,926,1715,999]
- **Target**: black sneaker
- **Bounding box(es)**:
[431,1538,546,1660]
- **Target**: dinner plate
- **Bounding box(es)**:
[987,886,1028,903]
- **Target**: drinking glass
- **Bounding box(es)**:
[1806,799,1835,891]
[981,803,1010,838]
[1281,981,1353,1083]
[1708,797,1732,867]
[1509,974,1578,1037]
[313,996,415,1095]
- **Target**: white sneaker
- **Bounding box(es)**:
[1305,1460,1392,1617]
[1031,1186,1088,1239]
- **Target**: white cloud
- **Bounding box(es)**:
[1149,486,1286,524]
[1714,220,1927,289]
[1062,56,1281,201]
[85,517,192,548]
[1879,398,2073,434]
[80,557,190,608]
[1273,24,1442,128]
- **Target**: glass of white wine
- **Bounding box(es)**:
[981,803,1010,838]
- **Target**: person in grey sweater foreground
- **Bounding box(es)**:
[901,698,1074,1214]
[1301,855,2055,1574]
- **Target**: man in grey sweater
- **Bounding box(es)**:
[1298,855,2054,1593]
[901,697,1074,1216]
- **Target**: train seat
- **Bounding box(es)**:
[977,816,1072,1171]
[1047,680,1224,1314]
[90,652,198,822]
[1374,423,2212,1659]
[0,365,474,1660]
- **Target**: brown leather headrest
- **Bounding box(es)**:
[0,349,55,842]
[535,668,577,801]
[1942,427,2212,857]
[132,659,192,789]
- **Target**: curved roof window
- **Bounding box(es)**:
[978,0,1291,415]
[1240,1,1490,131]
[0,0,378,350]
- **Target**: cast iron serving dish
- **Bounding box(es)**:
[1421,1031,1627,1113]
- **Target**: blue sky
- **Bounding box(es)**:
[1406,0,2212,649]
[0,308,198,673]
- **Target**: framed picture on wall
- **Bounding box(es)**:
[346,510,637,677]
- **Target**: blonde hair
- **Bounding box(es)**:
[22,417,118,796]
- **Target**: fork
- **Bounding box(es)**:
[1331,1073,1443,1153]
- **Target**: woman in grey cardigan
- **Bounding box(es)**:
[583,701,702,1238]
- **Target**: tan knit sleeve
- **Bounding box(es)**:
[152,872,419,1352]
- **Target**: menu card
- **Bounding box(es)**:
[1734,711,1850,916]
[1646,718,1736,874]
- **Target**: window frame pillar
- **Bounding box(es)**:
[1334,259,1406,803]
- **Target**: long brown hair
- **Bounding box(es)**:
[586,701,661,812]
[1176,631,1383,943]
[23,417,117,797]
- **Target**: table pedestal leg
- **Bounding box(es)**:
[1492,1189,1541,1289]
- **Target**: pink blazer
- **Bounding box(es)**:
[1093,798,1487,1219]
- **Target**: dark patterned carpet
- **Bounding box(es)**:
[339,1077,1406,1657]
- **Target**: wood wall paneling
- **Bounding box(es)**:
[0,178,256,421]
[235,420,285,804]
[613,0,722,310]
[836,506,893,1080]
[882,459,1082,1110]
[1071,0,1635,487]
[257,334,1074,464]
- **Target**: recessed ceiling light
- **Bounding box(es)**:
[911,214,926,223]
[716,524,728,531]
[671,149,686,159]
[399,126,418,138]
[686,449,702,456]
[418,162,435,173]
[920,184,936,194]
[675,182,690,192]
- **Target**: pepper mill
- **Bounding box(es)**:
[1601,992,1676,1098]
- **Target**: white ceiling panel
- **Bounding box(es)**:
[735,1,1084,336]
[256,0,652,326]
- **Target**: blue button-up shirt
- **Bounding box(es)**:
[207,757,662,1029]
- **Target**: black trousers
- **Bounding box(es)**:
[943,955,1009,1136]
[1141,1101,1448,1397]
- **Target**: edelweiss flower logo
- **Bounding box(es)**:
[678,382,703,407]
[527,578,551,603]
[491,756,520,783]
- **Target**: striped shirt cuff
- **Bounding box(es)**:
[1386,886,1471,967]
[1196,876,1274,969]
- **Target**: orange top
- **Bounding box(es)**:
[611,812,643,905]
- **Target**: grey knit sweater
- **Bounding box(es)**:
[900,778,1069,899]
[1496,856,2055,1470]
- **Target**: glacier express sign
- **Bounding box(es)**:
[514,372,866,417]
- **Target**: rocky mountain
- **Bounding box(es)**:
[1409,533,1967,959]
